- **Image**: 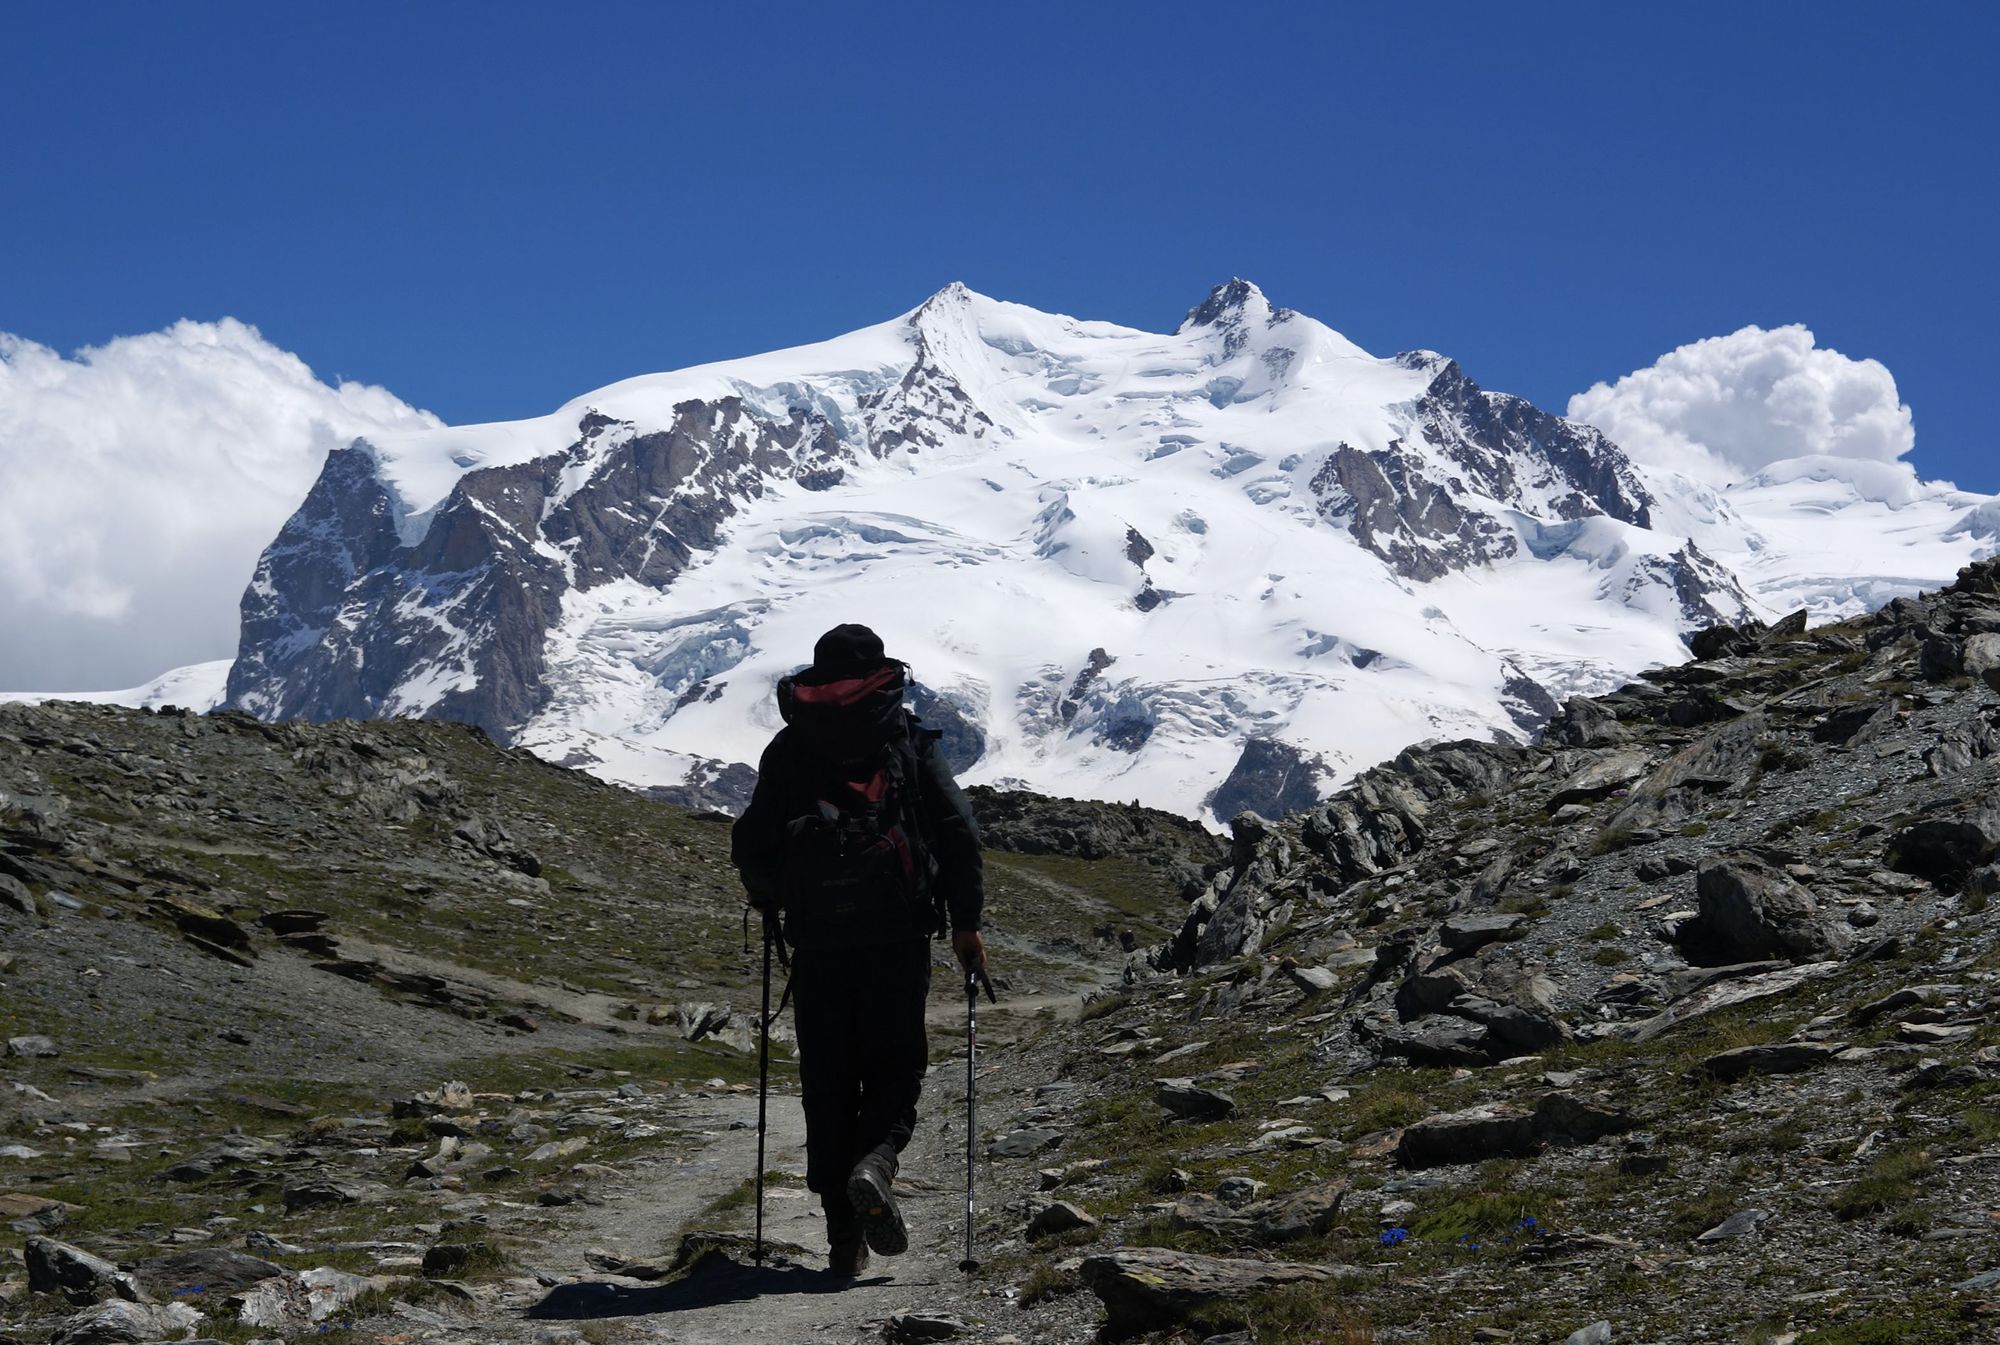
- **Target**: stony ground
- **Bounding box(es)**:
[8,558,2000,1345]
[0,699,1201,1345]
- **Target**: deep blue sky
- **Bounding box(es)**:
[5,1,1995,489]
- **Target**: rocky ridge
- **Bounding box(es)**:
[952,556,2000,1342]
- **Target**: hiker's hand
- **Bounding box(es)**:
[952,930,986,976]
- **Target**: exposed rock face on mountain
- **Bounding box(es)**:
[1309,354,1656,583]
[228,400,848,740]
[210,279,1887,820]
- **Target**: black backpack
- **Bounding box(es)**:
[773,665,945,948]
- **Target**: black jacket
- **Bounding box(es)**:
[731,715,984,940]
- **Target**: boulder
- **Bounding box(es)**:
[1548,749,1652,805]
[884,1312,970,1343]
[988,1129,1062,1159]
[1025,1200,1097,1240]
[1448,994,1568,1052]
[1971,632,2000,691]
[1372,1015,1494,1067]
[1812,701,1898,747]
[1154,1080,1236,1121]
[5,1035,58,1058]
[1395,1105,1539,1168]
[1545,697,1631,747]
[1703,1041,1847,1080]
[1889,811,2000,886]
[25,1237,144,1305]
[1284,964,1339,995]
[1168,1183,1346,1245]
[49,1299,203,1345]
[1610,714,1769,831]
[281,1179,368,1210]
[1396,1093,1634,1168]
[1695,1208,1772,1243]
[1439,912,1527,954]
[1684,856,1845,964]
[1078,1247,1357,1339]
[132,1248,286,1298]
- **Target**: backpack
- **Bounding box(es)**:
[775,719,947,950]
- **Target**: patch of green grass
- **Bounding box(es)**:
[1588,827,1634,856]
[1016,1261,1081,1307]
[1680,822,1710,838]
[1337,1078,1446,1139]
[1797,1314,1969,1345]
[1585,923,1619,941]
[1828,1144,1932,1222]
[1591,946,1630,966]
[1183,1282,1374,1343]
[1665,1187,1740,1241]
[1409,1191,1535,1244]
[1079,991,1132,1023]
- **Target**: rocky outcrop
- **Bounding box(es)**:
[1208,738,1329,823]
[1079,1247,1359,1340]
[227,399,851,741]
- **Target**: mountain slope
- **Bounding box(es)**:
[219,281,1996,819]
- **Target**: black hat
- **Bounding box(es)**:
[811,623,887,676]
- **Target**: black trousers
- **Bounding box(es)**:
[789,938,931,1199]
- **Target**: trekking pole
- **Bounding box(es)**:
[958,963,995,1274]
[753,912,774,1266]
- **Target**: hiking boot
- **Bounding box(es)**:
[826,1238,870,1278]
[823,1193,869,1278]
[845,1151,908,1256]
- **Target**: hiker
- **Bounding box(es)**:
[730,623,986,1278]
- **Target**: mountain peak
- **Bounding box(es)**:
[1180,278,1275,333]
[915,281,980,316]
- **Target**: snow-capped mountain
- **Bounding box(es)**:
[215,281,1998,818]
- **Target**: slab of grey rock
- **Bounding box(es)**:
[26,1236,146,1305]
[1564,1324,1614,1345]
[1549,749,1652,805]
[883,1311,969,1342]
[1154,1079,1236,1121]
[1703,1041,1847,1079]
[50,1299,204,1345]
[1214,1177,1266,1205]
[1397,1094,1633,1168]
[988,1128,1063,1158]
[1439,912,1528,953]
[1695,1208,1771,1243]
[282,1179,366,1210]
[1284,964,1339,995]
[1078,1247,1359,1338]
[1168,1182,1347,1245]
[132,1248,286,1298]
[5,1034,58,1058]
[1026,1200,1098,1240]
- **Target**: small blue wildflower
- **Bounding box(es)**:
[1378,1226,1409,1246]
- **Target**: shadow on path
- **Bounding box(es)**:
[528,1260,888,1319]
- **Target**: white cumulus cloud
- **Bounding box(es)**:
[1568,324,1915,486]
[0,319,440,690]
